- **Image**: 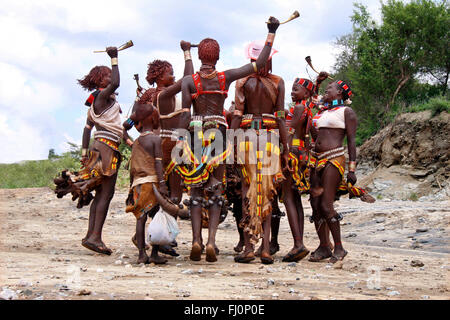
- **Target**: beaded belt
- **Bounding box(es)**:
[94,130,121,144]
[240,114,278,130]
[311,146,345,160]
[160,129,177,139]
[292,138,305,149]
[189,115,228,129]
[97,138,119,151]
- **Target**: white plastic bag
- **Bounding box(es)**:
[147,209,179,245]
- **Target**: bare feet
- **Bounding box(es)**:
[308,246,332,262]
[190,242,202,261]
[137,253,149,264]
[205,244,217,262]
[131,235,150,250]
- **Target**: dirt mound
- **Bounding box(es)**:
[357,111,449,200]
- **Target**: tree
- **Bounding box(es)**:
[333,0,449,143]
[381,0,450,108]
[66,142,81,161]
[48,148,58,160]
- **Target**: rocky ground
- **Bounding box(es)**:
[1,187,449,300]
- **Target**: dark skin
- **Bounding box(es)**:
[281,73,331,262]
[80,47,130,254]
[133,115,169,264]
[309,81,357,262]
[180,17,281,263]
[230,58,288,264]
[156,41,194,205]
[127,41,194,257]
[125,41,194,129]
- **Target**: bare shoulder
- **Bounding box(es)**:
[345,107,357,119]
[149,133,161,146]
[182,74,194,88]
[344,106,356,114]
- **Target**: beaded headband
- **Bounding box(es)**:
[336,80,353,98]
[294,78,317,94]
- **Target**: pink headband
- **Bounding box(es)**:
[245,40,278,60]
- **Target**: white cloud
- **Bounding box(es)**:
[0,114,49,163]
[0,0,385,163]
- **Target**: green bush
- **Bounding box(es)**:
[0,153,131,190]
[407,96,450,116]
[0,154,79,189]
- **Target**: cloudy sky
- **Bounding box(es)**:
[0,0,383,163]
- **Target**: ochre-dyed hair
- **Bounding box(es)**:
[146,60,172,86]
[78,66,111,91]
[198,38,220,65]
[135,90,160,129]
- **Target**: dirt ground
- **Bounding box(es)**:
[0,187,449,300]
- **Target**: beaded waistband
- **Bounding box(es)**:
[190,115,228,129]
[311,146,345,160]
[96,137,119,151]
[241,114,278,130]
[94,130,121,144]
[160,129,177,139]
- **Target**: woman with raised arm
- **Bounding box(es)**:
[55,47,130,255]
[177,17,281,263]
[281,72,328,262]
[308,80,374,263]
[124,41,194,256]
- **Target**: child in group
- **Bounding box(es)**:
[125,102,177,264]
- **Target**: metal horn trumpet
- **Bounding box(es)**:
[305,56,333,80]
[93,40,134,53]
[266,10,300,25]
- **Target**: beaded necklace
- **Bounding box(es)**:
[199,70,217,79]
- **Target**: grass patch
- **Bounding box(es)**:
[406,96,450,117]
[409,192,419,201]
[0,151,131,190]
[0,155,79,189]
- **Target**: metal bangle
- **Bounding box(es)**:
[111,57,118,66]
[252,62,257,72]
[265,33,275,46]
[348,161,356,172]
[184,50,192,61]
[81,148,88,157]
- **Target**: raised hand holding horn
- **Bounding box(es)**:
[266,10,300,25]
[93,40,134,53]
[305,56,333,80]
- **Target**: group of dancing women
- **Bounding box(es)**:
[54,16,374,266]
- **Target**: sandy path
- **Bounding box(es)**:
[0,188,448,300]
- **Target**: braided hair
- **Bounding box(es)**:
[198,38,220,65]
[134,90,160,130]
[146,60,172,86]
